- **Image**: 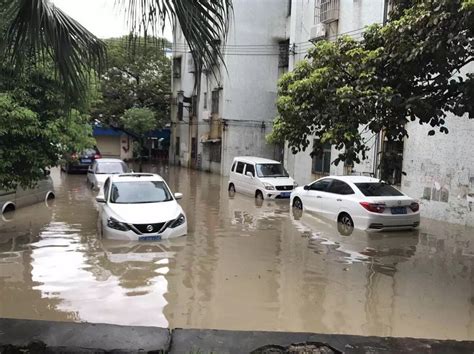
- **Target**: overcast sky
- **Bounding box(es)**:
[52,0,172,40]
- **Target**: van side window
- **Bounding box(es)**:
[236,162,245,174]
[245,164,255,177]
[231,161,237,172]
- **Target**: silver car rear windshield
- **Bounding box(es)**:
[110,181,173,204]
[355,183,403,197]
[256,164,289,178]
[96,162,128,174]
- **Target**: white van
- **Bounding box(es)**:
[228,157,297,200]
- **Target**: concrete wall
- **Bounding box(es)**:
[402,109,474,227]
[222,0,287,122]
[221,123,277,176]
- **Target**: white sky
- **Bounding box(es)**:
[52,0,172,40]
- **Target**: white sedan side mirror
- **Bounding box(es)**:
[96,196,106,203]
[174,192,183,200]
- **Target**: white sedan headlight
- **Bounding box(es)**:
[262,182,275,190]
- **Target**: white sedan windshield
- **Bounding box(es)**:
[110,181,173,204]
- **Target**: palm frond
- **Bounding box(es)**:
[3,0,106,102]
[117,0,232,71]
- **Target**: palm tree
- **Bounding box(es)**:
[2,0,231,99]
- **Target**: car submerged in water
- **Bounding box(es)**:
[86,158,129,190]
[96,173,187,241]
[0,171,55,217]
[291,176,420,233]
[62,146,102,173]
[228,156,297,201]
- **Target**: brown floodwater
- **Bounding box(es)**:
[1,166,473,340]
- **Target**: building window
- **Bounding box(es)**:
[175,137,180,156]
[381,140,404,186]
[173,57,182,78]
[312,141,331,174]
[177,102,183,121]
[203,92,208,109]
[278,39,290,68]
[191,137,197,159]
[191,95,198,117]
[315,0,339,24]
[210,143,221,163]
[211,90,219,114]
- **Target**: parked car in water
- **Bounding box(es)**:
[96,173,187,241]
[86,158,129,190]
[62,147,102,173]
[0,172,55,216]
[228,156,297,200]
[290,176,420,232]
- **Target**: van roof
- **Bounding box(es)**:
[232,156,281,164]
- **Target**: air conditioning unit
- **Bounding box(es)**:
[309,23,326,41]
[187,55,195,73]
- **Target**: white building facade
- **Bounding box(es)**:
[169,0,291,176]
[284,0,474,227]
[170,0,474,226]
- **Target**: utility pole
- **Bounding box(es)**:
[373,0,390,178]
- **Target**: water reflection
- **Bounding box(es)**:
[0,166,473,340]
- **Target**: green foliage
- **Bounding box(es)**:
[120,107,156,172]
[120,107,157,136]
[3,0,231,100]
[272,0,474,168]
[0,58,95,189]
[94,36,171,128]
[2,0,106,104]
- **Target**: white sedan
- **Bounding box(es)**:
[290,176,420,232]
[96,173,187,241]
[87,158,129,190]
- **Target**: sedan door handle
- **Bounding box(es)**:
[316,196,322,199]
[337,199,342,202]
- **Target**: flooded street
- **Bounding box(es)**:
[1,166,473,341]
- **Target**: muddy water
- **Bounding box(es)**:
[1,166,473,340]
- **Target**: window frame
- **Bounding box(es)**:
[327,179,354,195]
[312,140,332,175]
[175,136,180,156]
[211,89,219,114]
[309,178,332,192]
[173,57,182,78]
[245,163,255,177]
[235,161,245,174]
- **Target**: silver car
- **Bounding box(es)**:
[0,173,55,215]
[86,158,129,190]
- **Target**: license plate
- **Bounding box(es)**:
[280,192,291,198]
[138,235,162,241]
[391,207,407,214]
[81,158,91,163]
